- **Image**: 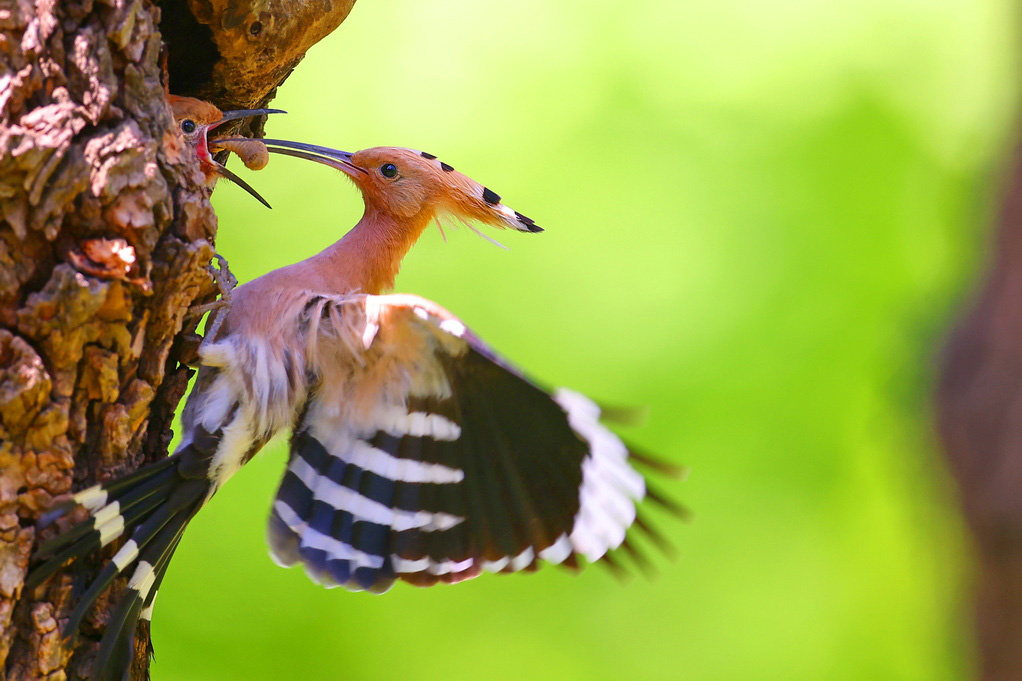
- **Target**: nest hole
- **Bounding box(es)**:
[157,0,219,96]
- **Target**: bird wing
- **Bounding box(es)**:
[267,293,661,593]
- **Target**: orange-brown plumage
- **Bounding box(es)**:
[167,95,283,206]
[167,94,222,125]
[168,95,227,186]
[222,142,543,301]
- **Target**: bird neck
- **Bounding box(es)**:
[316,206,432,295]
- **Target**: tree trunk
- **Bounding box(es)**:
[0,0,354,678]
[937,143,1022,681]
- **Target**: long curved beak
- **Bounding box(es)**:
[257,138,367,177]
[201,109,285,208]
[211,160,272,209]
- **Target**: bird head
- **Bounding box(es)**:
[168,95,285,208]
[252,140,543,234]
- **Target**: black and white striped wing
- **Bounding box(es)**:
[267,294,653,593]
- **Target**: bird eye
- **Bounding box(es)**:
[380,163,398,178]
[181,119,197,134]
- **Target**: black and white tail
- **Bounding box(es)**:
[27,428,222,681]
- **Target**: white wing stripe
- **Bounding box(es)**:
[538,533,572,565]
[392,555,474,575]
[289,457,464,532]
[481,556,510,572]
[331,436,465,484]
[554,388,644,562]
[374,407,462,440]
[274,501,384,569]
[391,556,430,573]
[395,541,559,576]
[508,546,535,572]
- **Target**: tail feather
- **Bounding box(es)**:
[644,483,690,519]
[28,455,212,680]
[89,455,181,500]
[34,465,178,562]
[25,470,179,593]
[25,492,164,593]
[24,538,94,592]
[95,592,144,681]
[618,536,656,579]
[62,496,181,641]
[139,533,179,625]
[628,447,689,479]
[38,456,180,529]
[121,530,184,669]
[597,550,629,581]
[631,511,676,560]
[93,517,190,681]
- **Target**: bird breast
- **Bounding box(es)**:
[191,285,460,489]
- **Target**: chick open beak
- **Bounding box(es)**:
[256,139,368,178]
[202,108,286,209]
[209,160,273,209]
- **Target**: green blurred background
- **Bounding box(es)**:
[155,0,1019,679]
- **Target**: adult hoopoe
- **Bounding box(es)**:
[29,140,682,679]
[167,94,284,208]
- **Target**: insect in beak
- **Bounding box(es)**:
[202,108,286,209]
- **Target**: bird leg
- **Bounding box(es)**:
[188,254,238,342]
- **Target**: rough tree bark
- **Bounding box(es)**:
[0,0,354,678]
[937,144,1022,681]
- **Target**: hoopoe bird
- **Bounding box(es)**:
[167,94,284,208]
[29,138,682,679]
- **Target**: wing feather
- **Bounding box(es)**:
[267,294,673,593]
